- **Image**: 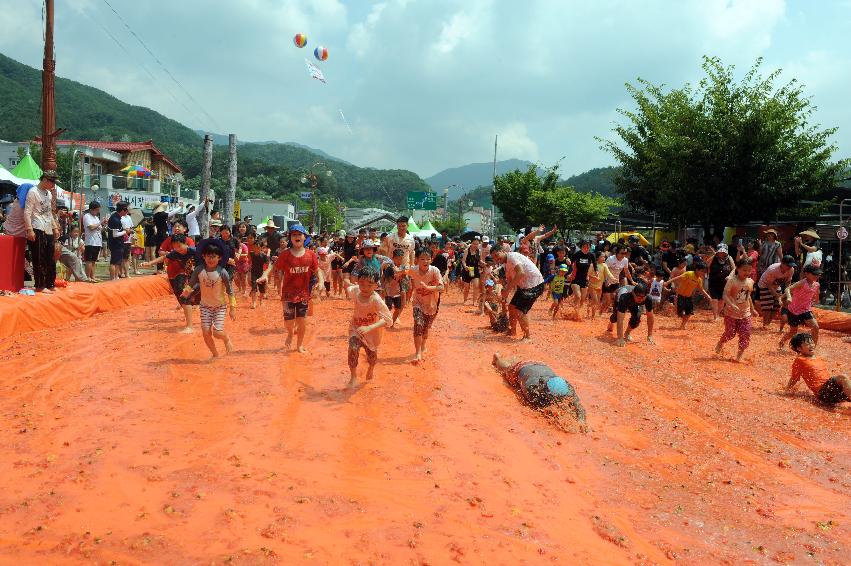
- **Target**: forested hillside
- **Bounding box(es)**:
[0,52,428,209]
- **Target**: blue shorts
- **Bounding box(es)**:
[551,292,563,302]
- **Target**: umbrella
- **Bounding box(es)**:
[606,231,649,246]
[460,230,482,242]
[129,207,145,227]
[121,164,152,178]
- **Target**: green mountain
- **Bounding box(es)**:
[425,159,542,200]
[562,166,619,196]
[195,130,353,166]
[0,52,428,209]
[0,52,199,150]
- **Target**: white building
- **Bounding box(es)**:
[463,207,494,236]
[344,207,399,231]
[238,199,297,226]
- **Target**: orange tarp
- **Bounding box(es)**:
[814,307,851,334]
[0,275,171,340]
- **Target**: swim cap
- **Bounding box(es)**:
[546,377,570,398]
[546,254,555,261]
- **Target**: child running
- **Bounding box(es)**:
[648,268,665,312]
[482,278,504,328]
[607,282,655,346]
[664,261,711,329]
[779,264,822,349]
[140,233,196,332]
[248,233,269,309]
[382,249,406,327]
[183,242,237,359]
[714,257,755,362]
[785,332,850,404]
[257,225,317,353]
[409,248,444,364]
[317,247,335,299]
[548,264,569,319]
[588,251,612,319]
[346,267,393,386]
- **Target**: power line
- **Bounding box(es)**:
[99,0,222,131]
[82,8,208,128]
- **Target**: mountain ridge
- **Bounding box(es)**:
[0,51,427,208]
[193,130,352,166]
[425,159,543,199]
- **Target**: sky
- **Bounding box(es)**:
[1,0,850,179]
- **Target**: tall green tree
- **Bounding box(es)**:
[528,186,619,233]
[600,56,848,236]
[492,164,559,230]
[432,217,467,236]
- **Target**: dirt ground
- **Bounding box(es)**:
[0,282,848,565]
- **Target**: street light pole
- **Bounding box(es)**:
[302,161,329,234]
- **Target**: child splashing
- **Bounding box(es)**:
[492,352,587,433]
[183,241,237,359]
[346,267,393,387]
[409,248,444,364]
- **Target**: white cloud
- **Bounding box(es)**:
[493,123,540,163]
[1,0,847,176]
[347,2,387,59]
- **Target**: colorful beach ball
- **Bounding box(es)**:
[293,33,307,48]
[314,46,328,61]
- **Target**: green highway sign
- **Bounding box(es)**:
[407,191,437,210]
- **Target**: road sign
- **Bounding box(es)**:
[407,191,437,210]
[838,226,848,240]
[299,191,313,201]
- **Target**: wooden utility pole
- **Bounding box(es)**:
[198,134,213,238]
[41,0,58,174]
[224,134,237,224]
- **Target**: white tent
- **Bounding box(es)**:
[0,167,75,207]
[414,219,439,239]
[0,167,29,187]
[414,228,440,239]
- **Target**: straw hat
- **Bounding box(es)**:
[153,202,167,213]
[763,228,779,237]
[799,229,819,240]
[265,219,279,229]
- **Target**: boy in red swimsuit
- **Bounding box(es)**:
[257,225,317,353]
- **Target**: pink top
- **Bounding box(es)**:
[348,286,393,351]
[409,265,443,315]
[788,279,820,315]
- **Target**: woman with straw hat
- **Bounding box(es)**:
[795,229,822,270]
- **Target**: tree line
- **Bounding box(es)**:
[492,56,848,238]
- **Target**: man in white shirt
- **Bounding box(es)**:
[185,200,208,238]
[82,202,103,280]
[493,249,545,341]
[605,246,633,291]
[381,216,416,304]
[24,172,60,293]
